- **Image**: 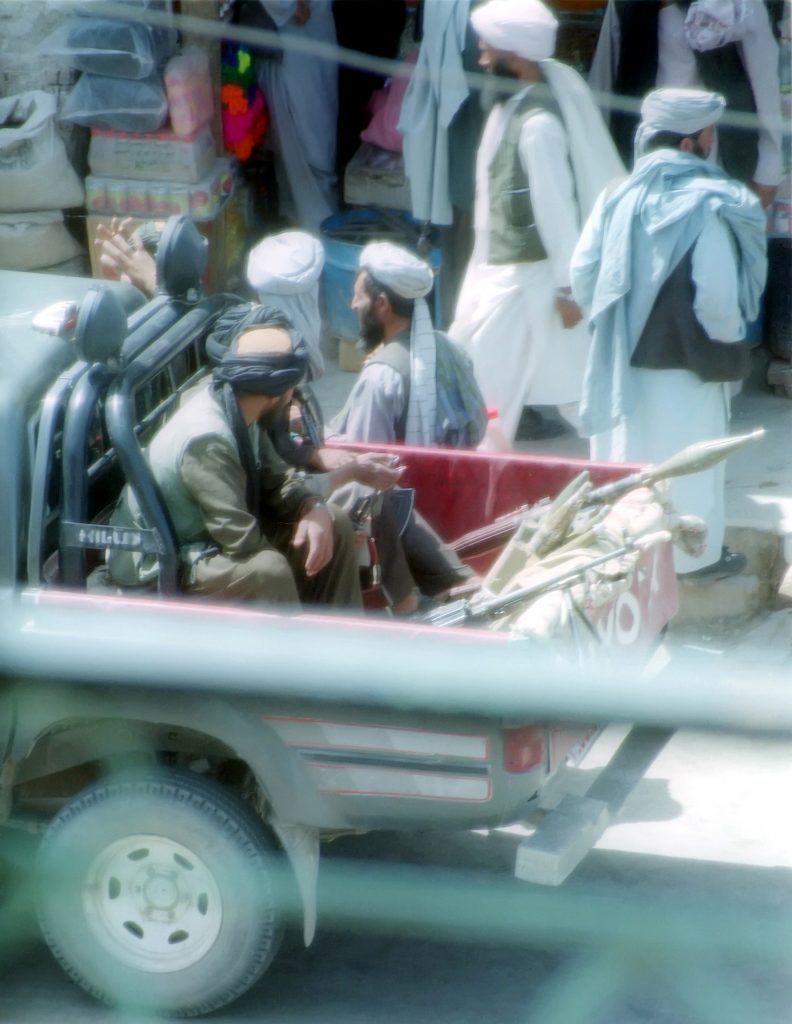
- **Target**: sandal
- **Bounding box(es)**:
[679,546,747,581]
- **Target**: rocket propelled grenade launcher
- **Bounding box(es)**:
[436,429,766,628]
[451,429,766,561]
[585,428,766,504]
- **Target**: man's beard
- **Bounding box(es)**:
[482,61,522,108]
[358,307,385,352]
[257,391,292,428]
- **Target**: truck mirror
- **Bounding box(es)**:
[74,287,128,365]
[31,301,79,338]
[156,215,208,301]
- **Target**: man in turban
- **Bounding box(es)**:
[246,229,327,380]
[329,240,480,613]
[447,0,625,448]
[107,319,362,608]
[589,0,783,209]
[333,240,473,447]
[571,87,768,579]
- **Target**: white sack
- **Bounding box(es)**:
[0,91,84,213]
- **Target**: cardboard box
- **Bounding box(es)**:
[88,126,216,183]
[85,159,234,220]
[343,143,411,213]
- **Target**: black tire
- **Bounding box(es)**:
[36,769,285,1017]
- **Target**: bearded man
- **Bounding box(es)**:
[571,88,768,579]
[108,320,361,608]
[447,0,624,447]
[329,240,478,612]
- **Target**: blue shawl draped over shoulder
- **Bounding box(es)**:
[571,149,767,437]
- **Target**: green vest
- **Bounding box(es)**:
[108,383,239,585]
[487,90,563,265]
[146,384,239,543]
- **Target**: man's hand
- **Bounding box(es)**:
[555,294,583,329]
[351,452,404,490]
[315,448,404,492]
[295,0,311,25]
[292,502,334,577]
[748,181,778,211]
[312,446,356,472]
[95,217,157,298]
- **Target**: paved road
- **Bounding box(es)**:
[2,724,791,1024]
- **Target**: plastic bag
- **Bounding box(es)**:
[60,73,169,133]
[38,18,177,80]
[0,91,84,212]
[165,47,214,137]
[360,53,416,154]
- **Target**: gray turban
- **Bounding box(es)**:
[471,0,558,62]
[359,241,433,299]
[635,87,726,157]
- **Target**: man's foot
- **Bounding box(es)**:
[515,407,569,441]
[679,547,747,581]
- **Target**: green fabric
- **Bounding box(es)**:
[107,383,314,586]
[148,385,235,545]
[487,92,560,265]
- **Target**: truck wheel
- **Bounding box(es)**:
[36,769,284,1017]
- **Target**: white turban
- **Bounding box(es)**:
[246,230,324,295]
[246,231,326,378]
[359,241,437,446]
[470,0,558,62]
[635,87,726,157]
[359,241,434,299]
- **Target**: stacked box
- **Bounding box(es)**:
[84,118,242,292]
[85,158,234,222]
[88,125,216,183]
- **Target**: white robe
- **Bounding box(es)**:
[585,212,744,573]
[449,66,623,444]
[259,1,339,232]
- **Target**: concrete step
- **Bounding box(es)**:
[674,572,763,628]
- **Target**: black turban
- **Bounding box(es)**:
[213,337,309,395]
[209,303,309,396]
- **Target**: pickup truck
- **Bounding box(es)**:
[0,222,679,1016]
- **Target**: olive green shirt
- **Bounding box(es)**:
[180,428,314,557]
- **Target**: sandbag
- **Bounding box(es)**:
[0,211,84,271]
[60,72,169,133]
[0,91,84,212]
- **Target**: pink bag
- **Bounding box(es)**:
[360,52,416,154]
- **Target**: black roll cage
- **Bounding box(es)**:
[27,291,235,595]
